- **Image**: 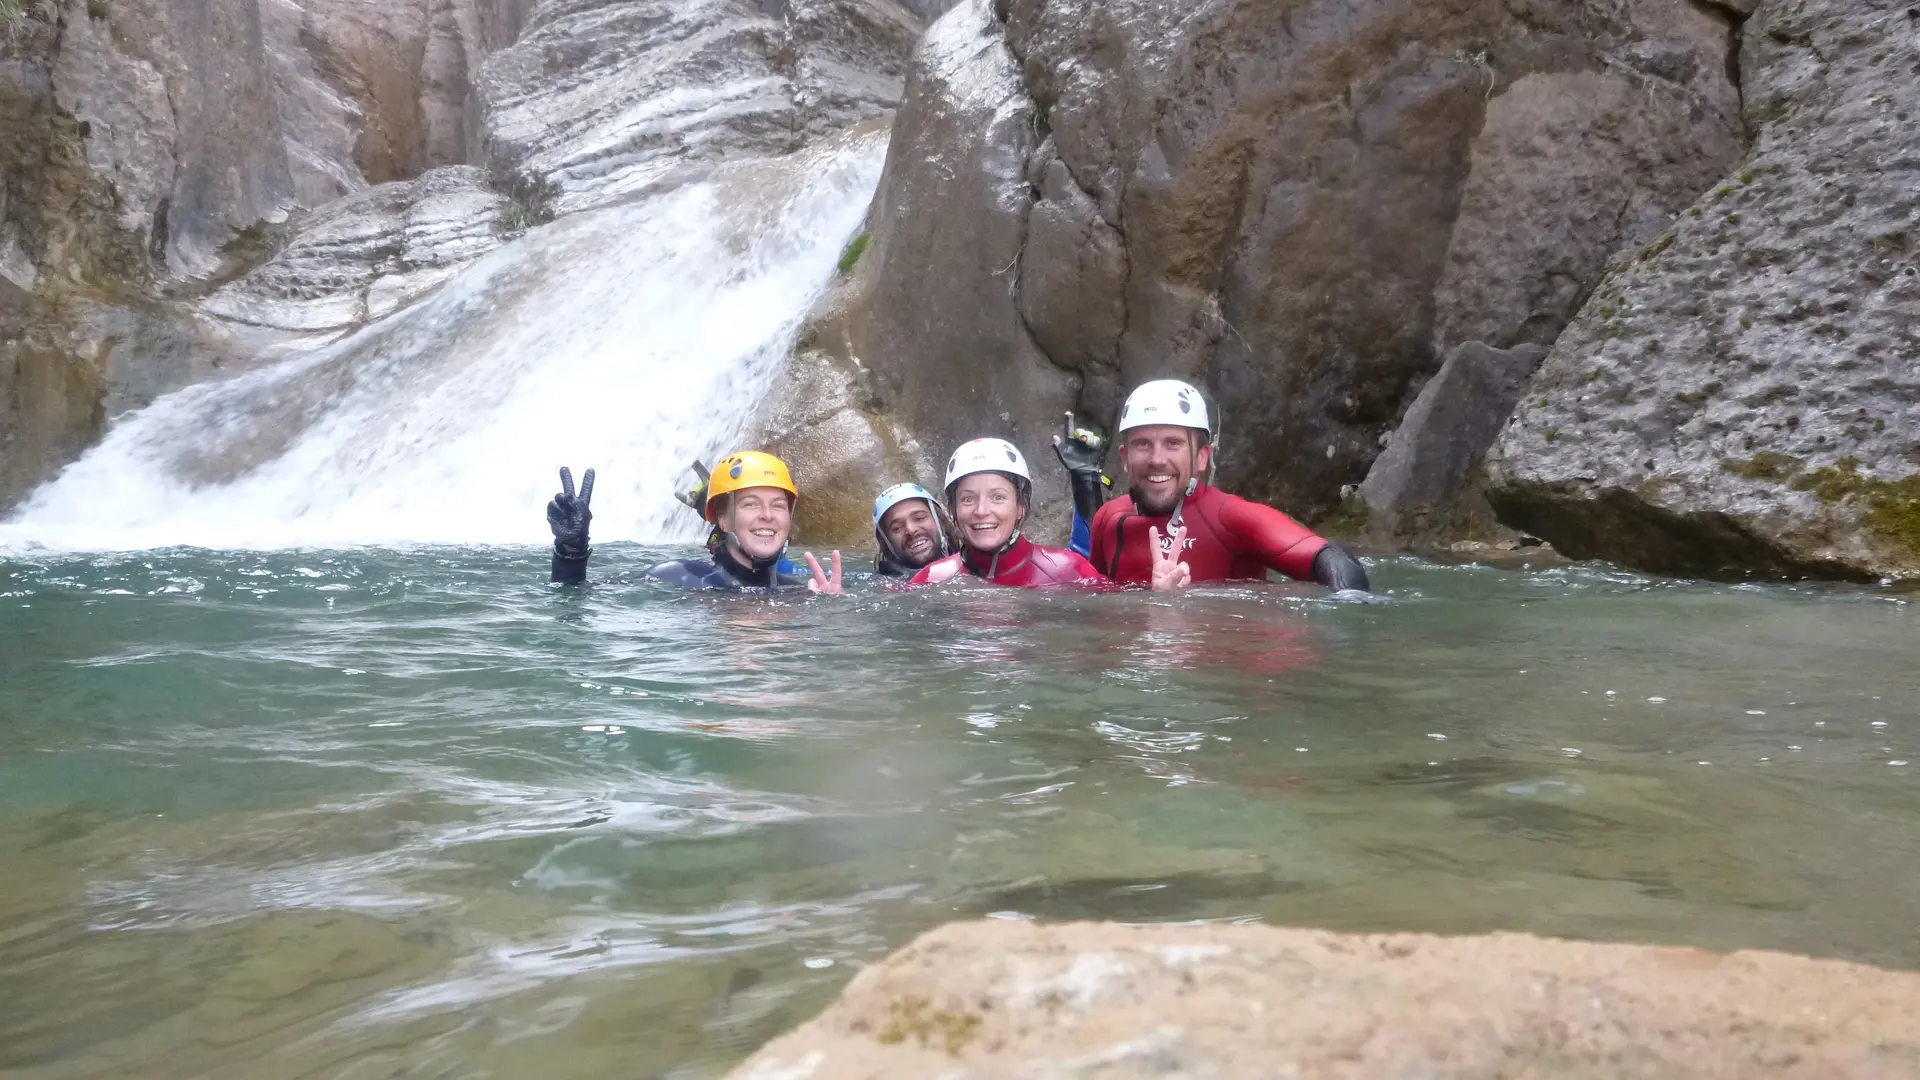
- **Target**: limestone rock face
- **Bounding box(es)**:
[745,345,927,546]
[824,0,1743,531]
[2,0,923,512]
[728,920,1920,1080]
[51,0,299,279]
[1486,0,1920,580]
[814,0,1078,527]
[1358,341,1547,546]
[476,0,923,216]
[201,166,509,334]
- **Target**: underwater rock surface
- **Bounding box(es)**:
[728,920,1920,1080]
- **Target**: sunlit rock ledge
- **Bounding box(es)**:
[728,920,1920,1079]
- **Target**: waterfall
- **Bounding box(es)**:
[1,130,885,553]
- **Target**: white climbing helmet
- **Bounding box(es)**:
[872,482,942,532]
[943,438,1031,492]
[1117,379,1212,439]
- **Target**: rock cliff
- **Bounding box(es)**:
[1486,0,1920,580]
[727,920,1920,1079]
[797,0,1745,534]
[1,0,524,507]
[2,0,923,514]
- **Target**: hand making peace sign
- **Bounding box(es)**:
[1148,523,1192,592]
[804,550,845,594]
[547,466,595,558]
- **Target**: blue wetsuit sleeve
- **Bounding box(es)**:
[1070,509,1092,559]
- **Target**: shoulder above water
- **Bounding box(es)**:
[647,558,810,591]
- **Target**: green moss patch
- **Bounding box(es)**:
[836,232,871,276]
[1790,457,1920,555]
[876,996,983,1056]
[1314,493,1370,541]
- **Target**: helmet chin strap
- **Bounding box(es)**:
[957,509,1024,579]
[1168,477,1198,536]
[1167,440,1207,533]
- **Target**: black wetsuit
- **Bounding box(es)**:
[551,546,807,591]
[647,554,809,591]
[874,552,920,579]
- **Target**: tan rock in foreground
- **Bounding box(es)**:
[728,921,1920,1080]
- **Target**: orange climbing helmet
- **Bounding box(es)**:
[704,450,798,523]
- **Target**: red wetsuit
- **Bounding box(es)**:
[909,534,1106,588]
[1089,483,1327,585]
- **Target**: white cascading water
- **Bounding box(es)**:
[0,129,886,552]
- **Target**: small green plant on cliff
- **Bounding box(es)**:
[1451,47,1496,100]
[0,0,47,36]
[836,231,871,277]
[1638,230,1676,263]
[1721,452,1803,482]
[1314,492,1370,541]
[498,192,554,235]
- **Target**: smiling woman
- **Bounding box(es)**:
[546,453,844,593]
[909,439,1106,588]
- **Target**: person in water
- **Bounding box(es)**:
[546,451,845,591]
[871,482,957,577]
[1056,380,1370,592]
[909,438,1187,589]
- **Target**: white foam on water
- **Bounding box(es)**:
[0,129,886,553]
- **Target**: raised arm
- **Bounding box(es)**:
[546,466,595,583]
[1051,412,1110,557]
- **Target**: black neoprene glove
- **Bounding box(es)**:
[672,461,711,514]
[1311,542,1370,592]
[1051,412,1111,524]
[547,466,594,582]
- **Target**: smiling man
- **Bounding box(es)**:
[870,482,954,577]
[1072,380,1370,592]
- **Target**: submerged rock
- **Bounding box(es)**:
[813,0,1742,531]
[729,920,1920,1079]
[1487,0,1920,581]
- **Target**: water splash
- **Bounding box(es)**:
[0,129,886,552]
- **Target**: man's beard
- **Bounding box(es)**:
[1132,485,1184,517]
[898,535,939,568]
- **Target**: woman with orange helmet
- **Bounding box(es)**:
[545,452,844,591]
